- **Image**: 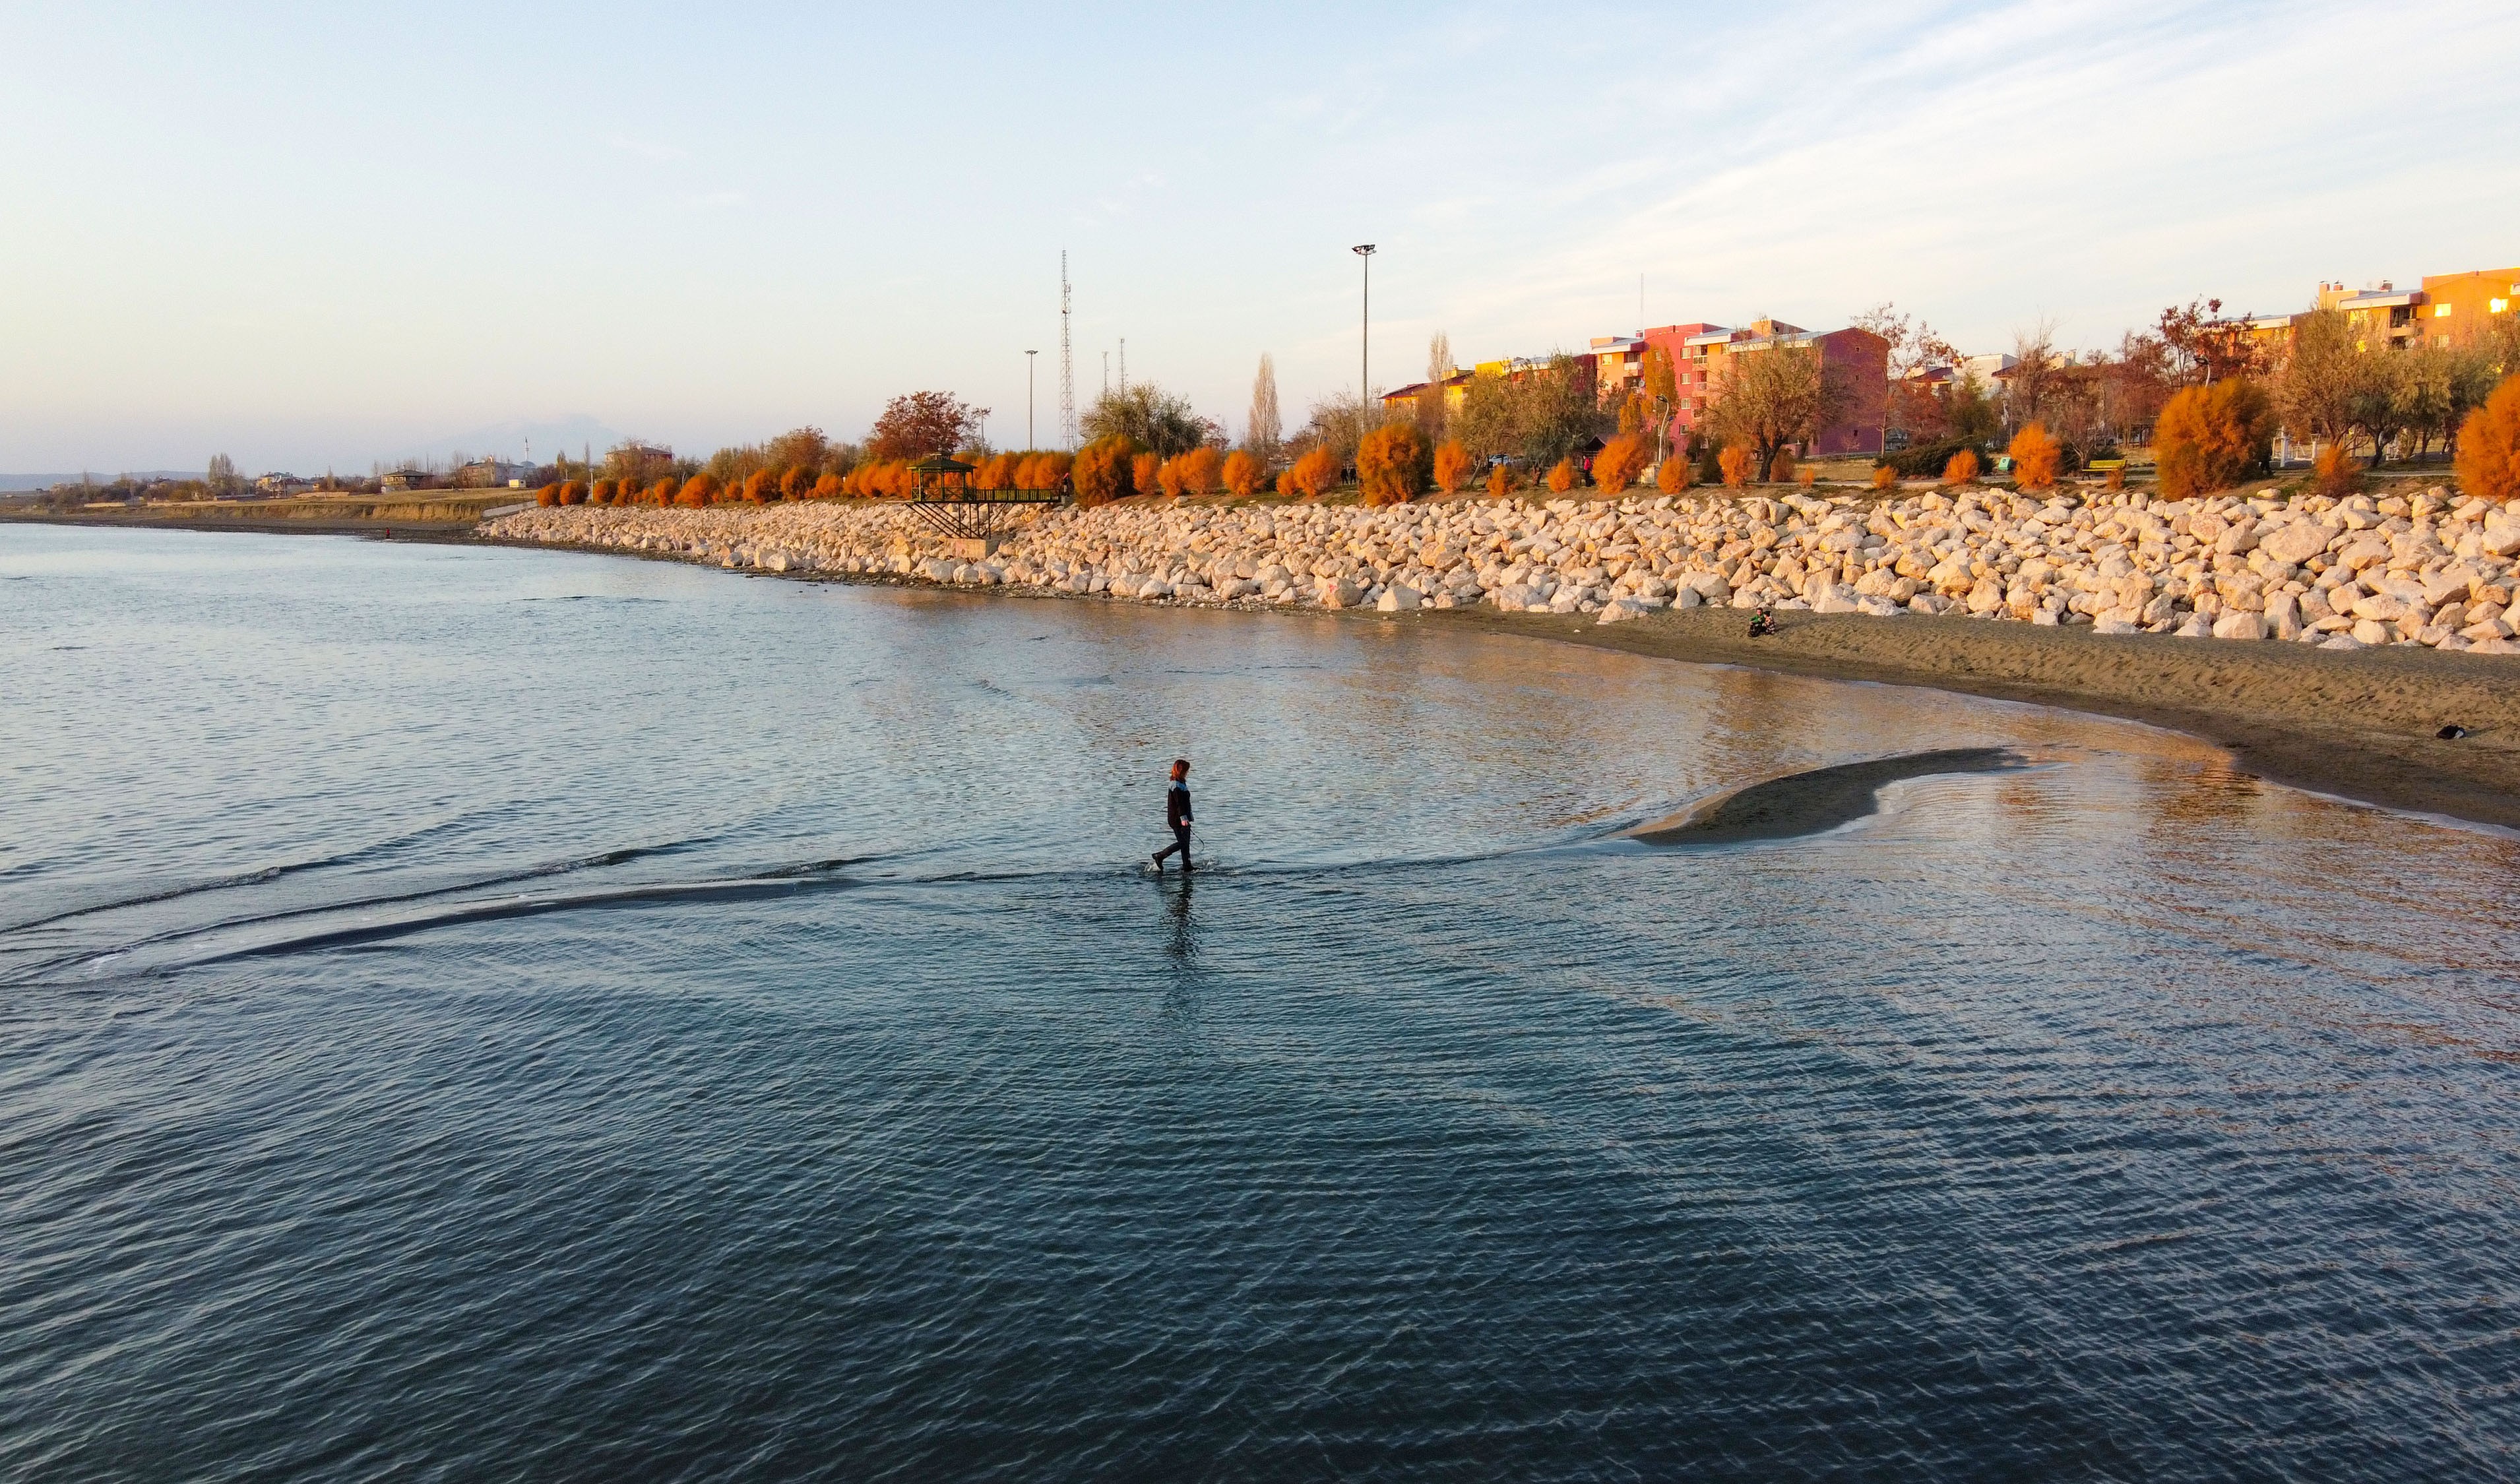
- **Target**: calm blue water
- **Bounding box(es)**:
[4,523,2518,1480]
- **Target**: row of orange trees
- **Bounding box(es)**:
[1934,369,2520,501]
[532,452,1081,507]
[530,372,2520,512]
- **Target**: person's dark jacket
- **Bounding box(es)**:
[1166,782,1192,829]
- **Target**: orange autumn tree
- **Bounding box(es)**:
[1283,445,1337,498]
[559,481,587,505]
[2312,441,2360,497]
[975,453,1015,491]
[2454,373,2520,501]
[676,474,716,506]
[1718,446,1752,487]
[2153,380,2273,499]
[1942,448,1980,485]
[780,466,814,501]
[1657,452,1691,494]
[535,483,559,506]
[1432,439,1472,496]
[1154,456,1186,499]
[1072,438,1134,507]
[1220,449,1261,498]
[1870,464,1897,491]
[1356,423,1428,507]
[2008,423,2061,491]
[1546,458,1577,493]
[590,478,617,504]
[1594,435,1648,495]
[1131,452,1161,499]
[1013,451,1073,491]
[812,472,843,498]
[651,476,682,505]
[1488,462,1519,497]
[1178,446,1222,497]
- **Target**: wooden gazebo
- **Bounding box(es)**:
[904,453,1065,556]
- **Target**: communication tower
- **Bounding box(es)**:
[1059,252,1076,450]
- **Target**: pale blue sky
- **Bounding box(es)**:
[5,0,2515,475]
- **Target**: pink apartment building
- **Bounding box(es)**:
[1591,320,1890,456]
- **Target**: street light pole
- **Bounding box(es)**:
[1026,350,1038,450]
[1352,245,1376,421]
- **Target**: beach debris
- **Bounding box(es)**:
[2437,724,2469,740]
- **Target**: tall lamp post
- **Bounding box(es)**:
[1352,245,1376,425]
[1025,350,1038,450]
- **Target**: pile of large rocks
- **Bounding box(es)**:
[480,482,2520,654]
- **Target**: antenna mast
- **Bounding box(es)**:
[1059,251,1076,450]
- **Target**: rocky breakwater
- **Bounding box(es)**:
[481,483,2520,654]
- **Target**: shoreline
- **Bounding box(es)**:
[13,505,2519,832]
[1445,603,2520,832]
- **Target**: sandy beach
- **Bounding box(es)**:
[1463,603,2520,832]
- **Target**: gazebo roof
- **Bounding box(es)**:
[906,454,976,474]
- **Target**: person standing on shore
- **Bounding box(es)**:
[1151,758,1193,871]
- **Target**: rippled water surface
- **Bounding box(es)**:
[5,524,2518,1480]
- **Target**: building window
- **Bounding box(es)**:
[2494,299,2511,314]
[2436,303,2453,317]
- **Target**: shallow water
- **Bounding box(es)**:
[3,523,2517,1481]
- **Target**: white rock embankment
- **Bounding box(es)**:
[479,484,2520,655]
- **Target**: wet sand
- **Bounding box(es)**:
[1630,748,2029,844]
[1439,605,2520,833]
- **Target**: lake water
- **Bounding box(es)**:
[4,523,2518,1480]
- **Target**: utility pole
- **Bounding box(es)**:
[1352,244,1377,439]
[1118,338,1126,394]
[1026,350,1038,450]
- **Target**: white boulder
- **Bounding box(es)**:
[2257,522,2329,565]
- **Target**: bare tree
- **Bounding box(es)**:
[1418,331,1456,437]
[1854,301,1959,445]
[2007,320,2060,435]
[1703,346,1851,479]
[1247,353,1282,466]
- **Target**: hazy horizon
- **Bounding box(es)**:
[7,0,2515,476]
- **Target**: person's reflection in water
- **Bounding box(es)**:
[1164,873,1197,965]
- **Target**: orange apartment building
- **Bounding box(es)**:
[2226,265,2517,356]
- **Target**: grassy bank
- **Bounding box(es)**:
[1,492,518,534]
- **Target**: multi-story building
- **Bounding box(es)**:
[2416,266,2519,348]
[1377,370,1474,417]
[2222,266,2517,359]
[1638,319,1887,456]
[2317,280,2425,353]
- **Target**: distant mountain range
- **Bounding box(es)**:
[4,416,639,492]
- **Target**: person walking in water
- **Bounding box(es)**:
[1151,758,1194,871]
